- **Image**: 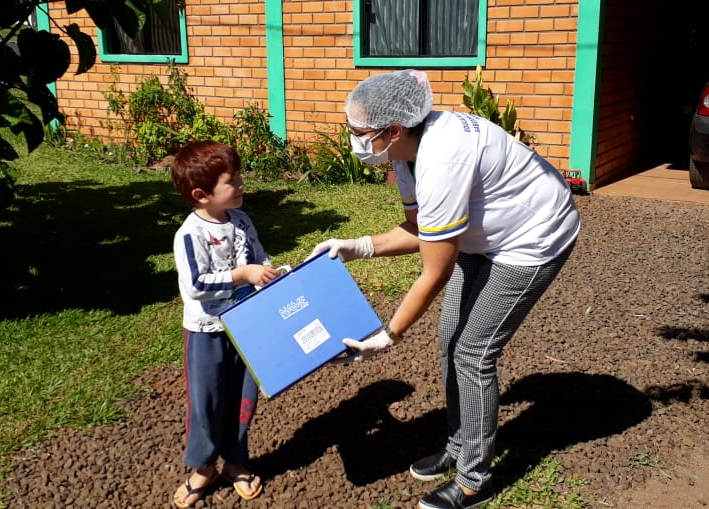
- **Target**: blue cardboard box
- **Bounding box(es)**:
[219,252,382,399]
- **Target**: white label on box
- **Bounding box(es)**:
[293,318,331,354]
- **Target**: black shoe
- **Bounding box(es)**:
[417,479,493,509]
[410,448,456,481]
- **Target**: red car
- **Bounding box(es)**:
[688,81,709,189]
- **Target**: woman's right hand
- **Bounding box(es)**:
[331,329,395,363]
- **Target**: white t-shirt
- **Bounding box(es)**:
[394,111,580,265]
[173,209,271,332]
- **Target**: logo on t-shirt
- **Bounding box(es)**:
[453,111,480,133]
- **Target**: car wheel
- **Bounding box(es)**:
[688,157,709,189]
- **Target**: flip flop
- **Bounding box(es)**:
[173,471,218,508]
[224,472,263,500]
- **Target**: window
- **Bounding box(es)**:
[98,0,188,64]
[354,0,487,67]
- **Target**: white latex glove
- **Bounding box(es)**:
[332,329,394,363]
[307,236,374,262]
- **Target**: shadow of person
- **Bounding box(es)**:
[494,372,652,487]
[0,182,349,319]
[645,380,709,403]
[250,379,446,486]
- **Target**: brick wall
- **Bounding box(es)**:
[49,0,269,140]
[49,0,579,170]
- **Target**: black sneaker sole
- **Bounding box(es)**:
[417,493,492,509]
[409,465,452,482]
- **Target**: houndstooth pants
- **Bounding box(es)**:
[438,242,575,491]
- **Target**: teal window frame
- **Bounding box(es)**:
[97,6,188,64]
[353,0,487,68]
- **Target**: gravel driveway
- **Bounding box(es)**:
[1,193,708,508]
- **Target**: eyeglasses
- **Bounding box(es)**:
[345,124,382,138]
[348,129,388,147]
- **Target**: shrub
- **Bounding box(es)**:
[232,103,312,181]
[105,66,309,180]
[105,61,234,165]
[462,65,534,145]
[306,125,386,184]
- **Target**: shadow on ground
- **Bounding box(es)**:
[252,372,653,489]
[494,372,652,488]
[251,380,447,486]
[0,182,346,319]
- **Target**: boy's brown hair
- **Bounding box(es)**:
[171,141,241,205]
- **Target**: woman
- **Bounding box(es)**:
[310,69,580,509]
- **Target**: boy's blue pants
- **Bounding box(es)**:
[182,329,258,469]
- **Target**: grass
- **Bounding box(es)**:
[489,455,588,508]
[629,451,671,479]
[399,455,588,509]
[0,142,590,508]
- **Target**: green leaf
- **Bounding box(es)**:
[26,82,63,125]
[13,106,44,153]
[66,24,97,75]
[0,89,33,129]
[18,29,71,84]
[0,1,31,29]
[0,42,23,85]
[2,96,44,154]
[0,137,20,161]
[462,75,473,95]
[82,0,112,29]
[462,75,475,111]
[500,100,518,134]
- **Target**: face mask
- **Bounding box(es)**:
[350,129,392,165]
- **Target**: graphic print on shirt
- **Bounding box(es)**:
[198,222,254,317]
[205,224,254,274]
[233,216,256,266]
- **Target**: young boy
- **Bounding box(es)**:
[170,141,280,507]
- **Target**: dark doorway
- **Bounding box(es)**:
[643,3,709,168]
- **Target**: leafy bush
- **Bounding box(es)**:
[306,124,386,184]
[184,111,237,147]
[462,65,534,145]
[105,61,228,164]
[105,67,309,180]
[232,103,311,181]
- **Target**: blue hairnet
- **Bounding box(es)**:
[346,69,433,129]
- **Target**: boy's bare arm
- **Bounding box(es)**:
[231,264,280,288]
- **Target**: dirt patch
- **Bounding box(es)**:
[1,194,708,508]
[612,445,709,509]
